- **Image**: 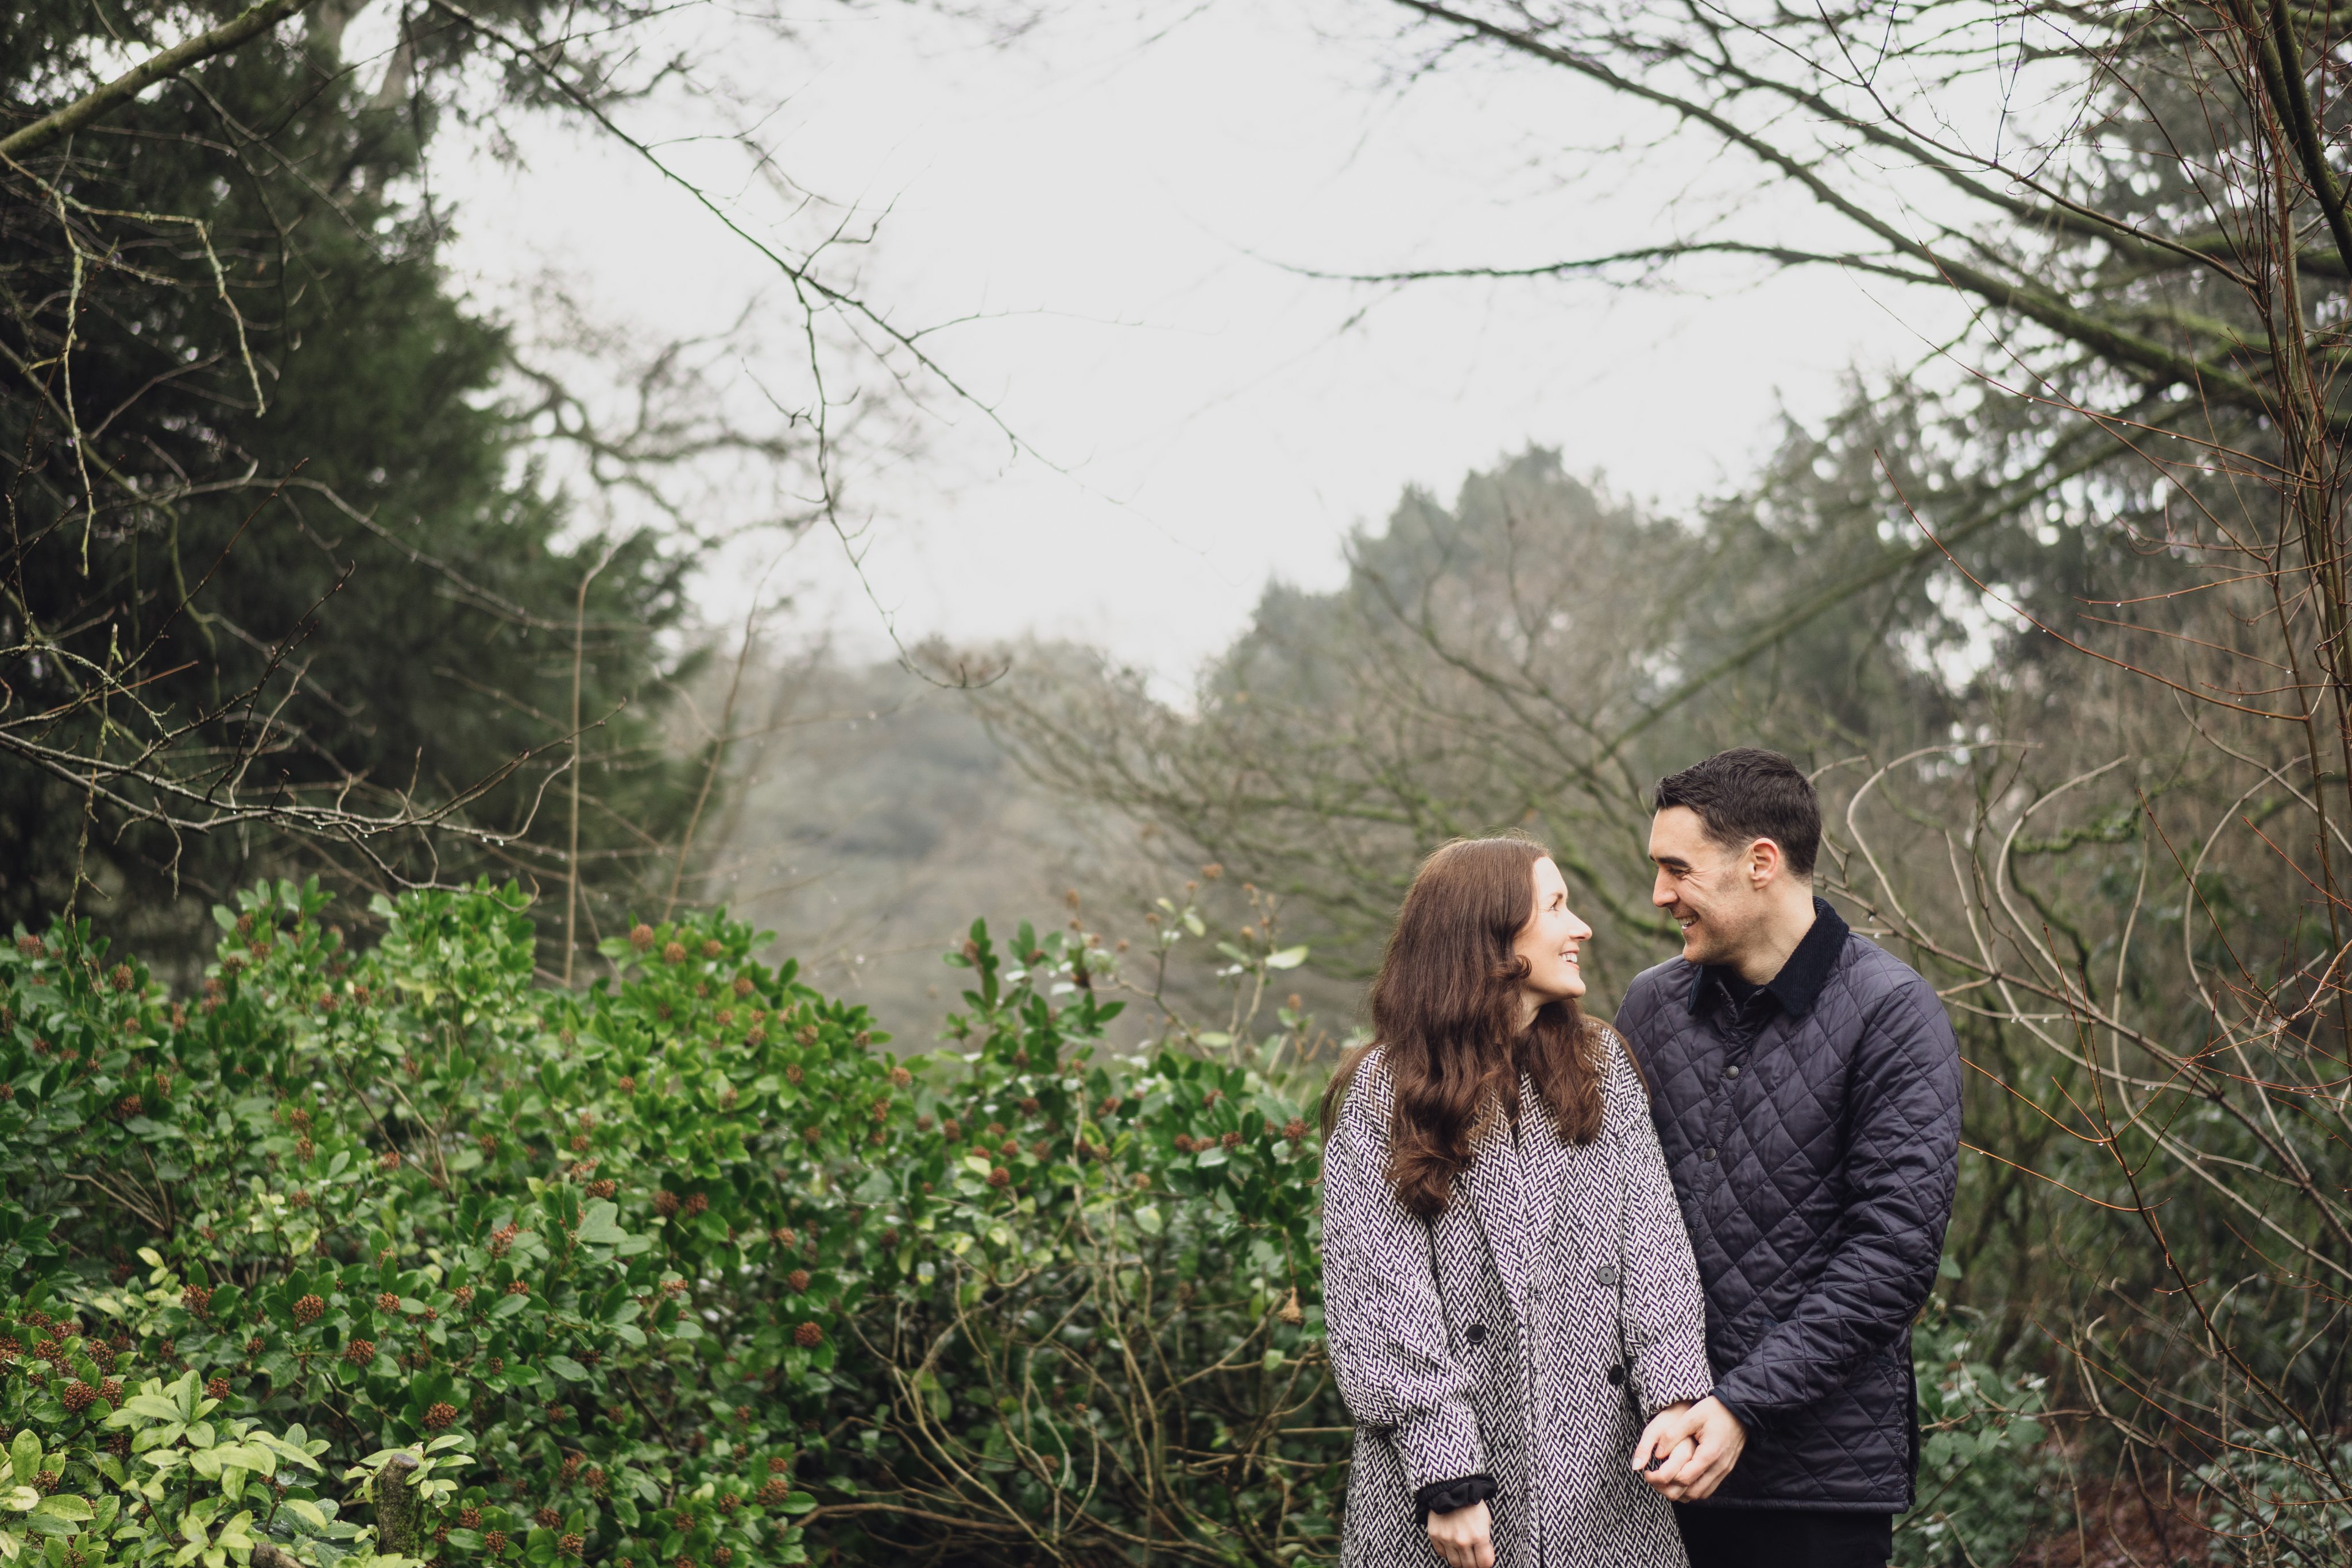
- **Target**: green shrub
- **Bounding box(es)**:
[1895,1299,2061,1567]
[0,881,1340,1568]
[2194,1429,2352,1566]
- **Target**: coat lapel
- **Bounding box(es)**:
[1465,1082,1536,1329]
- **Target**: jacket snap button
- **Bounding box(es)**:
[1703,1147,1717,1162]
[1595,1264,1621,1286]
[1465,1323,1487,1345]
[1725,1064,1742,1079]
[1607,1365,1627,1386]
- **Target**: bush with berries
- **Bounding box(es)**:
[0,879,1341,1567]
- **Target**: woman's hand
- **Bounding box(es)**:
[1426,1499,1495,1568]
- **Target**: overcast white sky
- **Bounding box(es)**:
[370,0,1966,683]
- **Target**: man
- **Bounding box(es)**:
[1617,748,1962,1568]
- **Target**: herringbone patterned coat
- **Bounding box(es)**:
[1324,1033,1712,1568]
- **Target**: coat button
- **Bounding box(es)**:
[1595,1264,1621,1286]
[1703,1147,1717,1161]
[1465,1323,1487,1345]
[1607,1365,1627,1385]
[1725,1064,1742,1079]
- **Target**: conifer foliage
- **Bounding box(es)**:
[0,3,697,947]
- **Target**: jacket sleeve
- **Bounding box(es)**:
[1320,1057,1490,1492]
[1606,1036,1715,1418]
[1709,970,1963,1428]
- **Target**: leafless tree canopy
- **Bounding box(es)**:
[988,0,2352,1555]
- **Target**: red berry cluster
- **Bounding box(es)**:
[792,1322,823,1348]
[342,1339,376,1366]
[424,1402,457,1431]
[61,1381,95,1412]
[293,1295,325,1324]
[376,1293,400,1314]
[533,1508,562,1530]
[458,1508,482,1530]
[206,1377,230,1401]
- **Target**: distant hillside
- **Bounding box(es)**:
[685,651,1365,1054]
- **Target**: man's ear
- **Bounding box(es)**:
[1747,837,1785,888]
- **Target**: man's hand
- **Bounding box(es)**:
[1425,1499,1495,1568]
[1631,1395,1746,1501]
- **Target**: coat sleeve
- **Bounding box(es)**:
[1320,1055,1490,1492]
[1708,969,1963,1428]
[1606,1036,1715,1418]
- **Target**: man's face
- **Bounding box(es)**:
[1648,806,1766,968]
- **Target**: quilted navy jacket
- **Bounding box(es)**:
[1615,899,1962,1512]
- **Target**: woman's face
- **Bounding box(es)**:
[1514,855,1593,1005]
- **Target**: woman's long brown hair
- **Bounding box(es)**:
[1321,836,1604,1219]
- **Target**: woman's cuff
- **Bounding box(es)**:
[1414,1473,1498,1521]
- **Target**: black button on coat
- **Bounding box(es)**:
[1614,900,1963,1511]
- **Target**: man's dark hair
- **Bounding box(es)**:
[1651,748,1820,880]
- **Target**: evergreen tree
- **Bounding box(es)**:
[0,2,707,961]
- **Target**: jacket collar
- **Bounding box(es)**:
[1687,895,1848,1020]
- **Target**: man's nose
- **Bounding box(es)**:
[1651,874,1674,907]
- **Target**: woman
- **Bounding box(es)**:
[1321,837,1712,1568]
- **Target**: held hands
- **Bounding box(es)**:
[1425,1499,1495,1568]
[1631,1395,1747,1502]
